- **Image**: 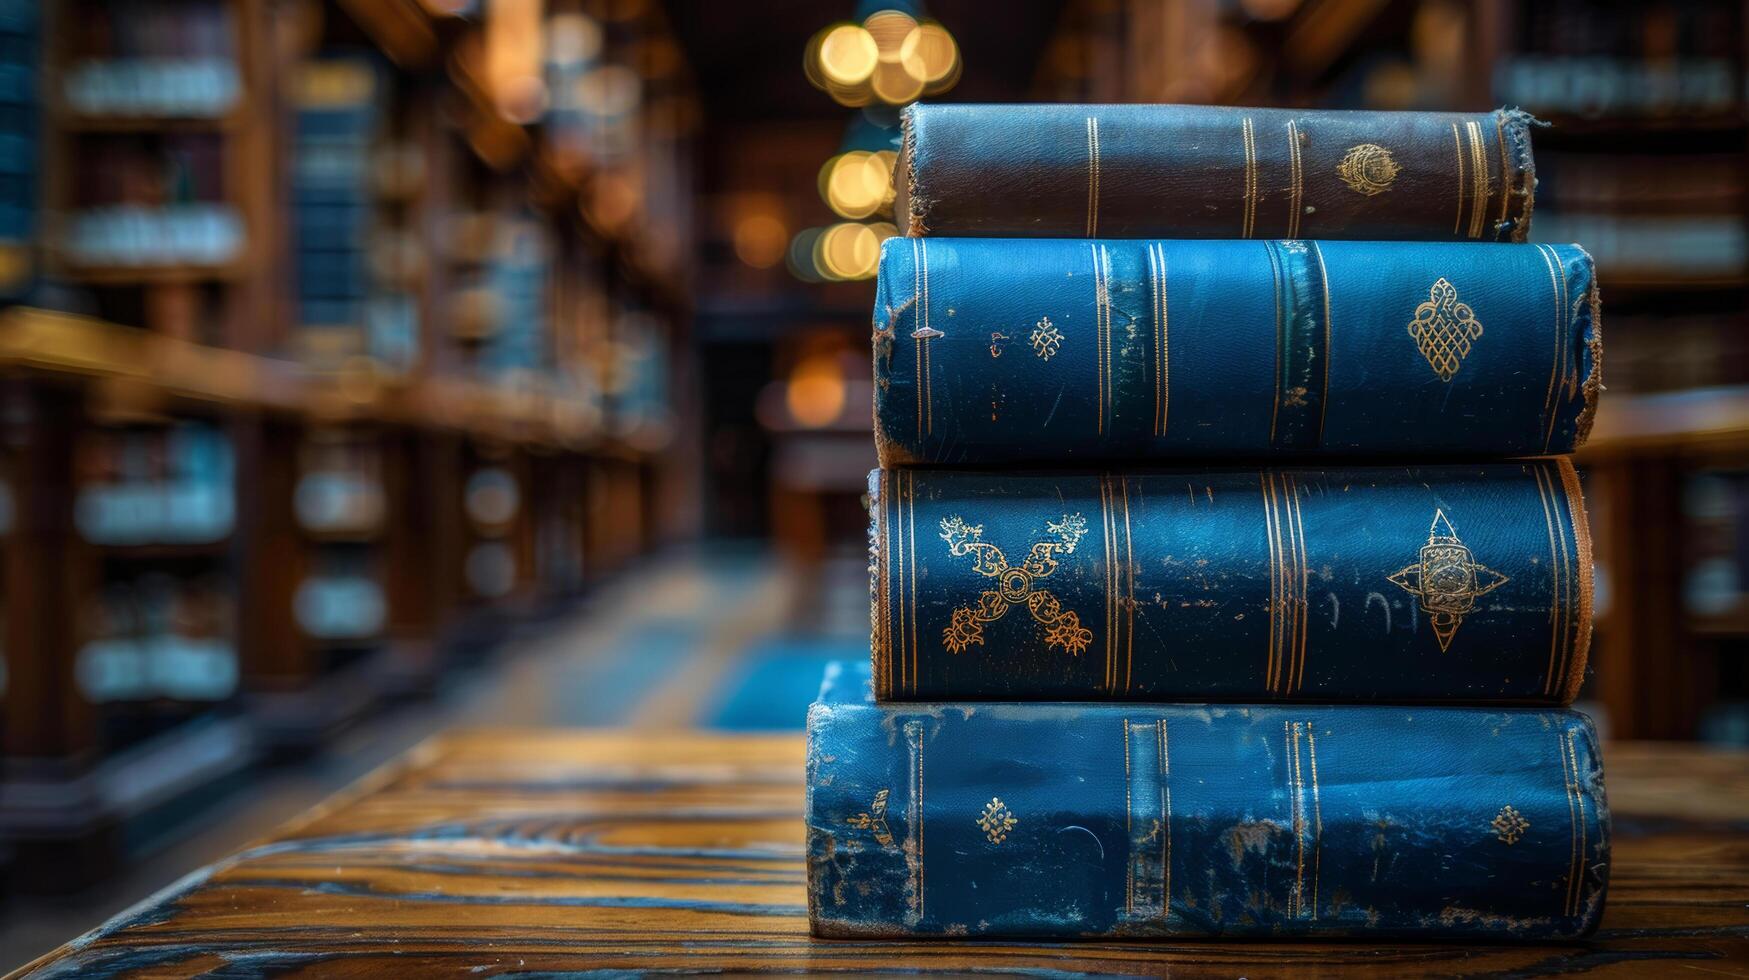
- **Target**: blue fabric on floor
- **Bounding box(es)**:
[546,618,705,725]
[700,636,868,730]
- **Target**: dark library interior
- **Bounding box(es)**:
[0,0,1747,973]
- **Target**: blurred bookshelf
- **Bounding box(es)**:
[1035,0,1749,743]
[0,0,696,892]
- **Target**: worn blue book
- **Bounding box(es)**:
[807,660,1610,940]
[897,104,1535,242]
[873,237,1599,465]
[871,459,1591,704]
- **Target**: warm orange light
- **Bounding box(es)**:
[818,24,878,86]
[816,222,880,281]
[821,151,889,220]
[871,59,924,105]
[864,10,918,61]
[733,212,789,269]
[485,0,547,123]
[786,352,848,428]
[900,22,958,86]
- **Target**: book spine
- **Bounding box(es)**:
[870,460,1592,703]
[807,699,1608,939]
[872,238,1600,466]
[898,103,1535,242]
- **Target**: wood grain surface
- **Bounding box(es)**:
[14,732,1749,978]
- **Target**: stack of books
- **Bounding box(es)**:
[806,103,1609,940]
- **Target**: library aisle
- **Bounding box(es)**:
[0,544,870,968]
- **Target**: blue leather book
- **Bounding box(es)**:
[874,237,1599,465]
[870,459,1591,703]
[898,103,1535,242]
[807,660,1610,940]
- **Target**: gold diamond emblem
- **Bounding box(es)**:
[1491,805,1530,845]
[976,797,1018,845]
[1387,509,1510,652]
[1337,143,1401,196]
[1408,277,1484,381]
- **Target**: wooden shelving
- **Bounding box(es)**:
[0,0,692,892]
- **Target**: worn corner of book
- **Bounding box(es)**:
[1572,262,1604,450]
[896,106,928,236]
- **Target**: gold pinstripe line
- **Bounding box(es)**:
[1090,117,1101,238]
[1531,465,1565,698]
[1495,113,1512,236]
[907,471,919,696]
[1466,120,1488,239]
[1544,246,1572,451]
[1085,117,1097,238]
[920,238,932,436]
[1560,730,1581,916]
[1288,475,1310,694]
[1267,243,1284,444]
[1288,720,1305,916]
[1312,242,1332,444]
[916,238,930,441]
[1241,117,1257,238]
[890,472,903,697]
[1092,244,1106,436]
[1122,476,1135,693]
[1101,245,1113,435]
[1569,729,1589,917]
[1452,122,1465,236]
[1553,462,1581,693]
[1124,718,1133,914]
[914,723,925,916]
[1534,244,1565,451]
[1159,718,1171,919]
[1286,119,1303,238]
[1158,243,1169,436]
[1308,722,1323,919]
[1101,475,1116,692]
[1266,472,1280,689]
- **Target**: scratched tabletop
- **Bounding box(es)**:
[14,732,1749,977]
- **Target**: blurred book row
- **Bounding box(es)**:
[0,0,697,893]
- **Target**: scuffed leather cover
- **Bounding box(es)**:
[899,103,1535,241]
[807,660,1609,940]
[873,238,1599,466]
[870,459,1591,703]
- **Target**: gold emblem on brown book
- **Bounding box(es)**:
[1029,316,1062,361]
[1407,277,1483,381]
[939,514,1092,655]
[1337,143,1401,196]
[977,797,1018,845]
[846,788,894,847]
[1491,804,1530,845]
[1388,509,1510,652]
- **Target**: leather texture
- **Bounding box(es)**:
[869,459,1592,703]
[873,237,1600,466]
[808,660,1609,940]
[899,103,1535,242]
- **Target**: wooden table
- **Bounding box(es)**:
[14,732,1749,977]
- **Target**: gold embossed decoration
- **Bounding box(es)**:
[1407,277,1484,381]
[1029,316,1062,361]
[1491,805,1530,845]
[1337,143,1400,196]
[939,514,1092,655]
[846,788,894,847]
[977,797,1018,845]
[1388,509,1510,652]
